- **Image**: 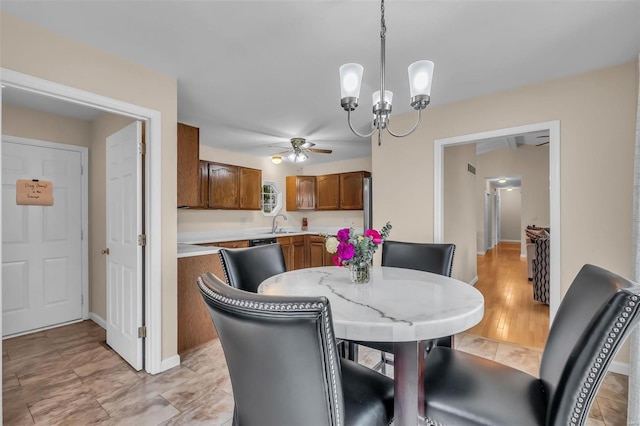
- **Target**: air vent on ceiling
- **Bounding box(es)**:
[467,163,476,175]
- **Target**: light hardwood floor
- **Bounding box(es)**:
[465,242,550,349]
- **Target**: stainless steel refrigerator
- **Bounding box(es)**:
[363,176,373,230]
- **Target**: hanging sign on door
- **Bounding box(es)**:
[16,179,54,206]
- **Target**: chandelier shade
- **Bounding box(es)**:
[408,60,434,99]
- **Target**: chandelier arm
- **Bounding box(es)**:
[347,109,378,138]
[386,108,423,138]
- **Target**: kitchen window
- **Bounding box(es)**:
[261,181,282,216]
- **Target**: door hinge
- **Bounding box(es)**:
[81,294,84,306]
[138,142,146,155]
[138,326,147,338]
[138,234,146,246]
[81,165,84,175]
[81,230,84,240]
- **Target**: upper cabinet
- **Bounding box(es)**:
[316,174,341,210]
[315,171,371,210]
[177,123,200,208]
[286,176,316,211]
[208,162,239,209]
[340,171,370,210]
[239,167,262,210]
[286,171,371,211]
[207,162,262,210]
[177,122,263,210]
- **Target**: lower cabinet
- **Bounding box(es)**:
[177,254,226,355]
[278,235,307,271]
[309,235,334,267]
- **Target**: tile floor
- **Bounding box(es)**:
[2,321,629,425]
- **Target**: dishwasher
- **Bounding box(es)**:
[248,237,277,247]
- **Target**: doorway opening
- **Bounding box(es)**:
[1,69,165,374]
[435,121,560,348]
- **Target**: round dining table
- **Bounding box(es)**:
[259,266,485,426]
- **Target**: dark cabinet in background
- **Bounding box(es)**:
[177,123,200,208]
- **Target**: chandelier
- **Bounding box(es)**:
[339,0,434,145]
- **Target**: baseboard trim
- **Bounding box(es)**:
[520,254,527,258]
[89,313,107,330]
[160,355,181,372]
[477,251,486,255]
[499,239,521,243]
[608,360,629,376]
[469,276,479,286]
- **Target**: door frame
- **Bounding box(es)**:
[433,120,561,322]
[2,136,89,325]
[1,68,164,374]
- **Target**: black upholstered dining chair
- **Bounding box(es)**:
[218,244,287,293]
[196,272,395,426]
[349,241,456,373]
[421,264,640,426]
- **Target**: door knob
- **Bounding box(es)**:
[102,248,110,255]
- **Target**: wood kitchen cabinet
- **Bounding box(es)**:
[286,176,316,211]
[177,123,200,208]
[207,162,262,210]
[315,171,371,210]
[239,167,262,210]
[278,235,306,271]
[309,235,335,267]
[178,254,226,354]
[198,160,209,208]
[316,174,340,210]
[340,171,370,210]
[208,162,239,209]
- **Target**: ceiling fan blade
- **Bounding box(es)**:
[301,141,316,149]
[536,142,549,146]
[271,150,291,155]
[306,148,333,154]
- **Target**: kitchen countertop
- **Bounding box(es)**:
[177,226,363,259]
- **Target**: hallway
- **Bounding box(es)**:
[466,242,550,349]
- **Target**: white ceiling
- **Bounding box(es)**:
[2,1,639,166]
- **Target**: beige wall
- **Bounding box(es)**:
[373,60,638,363]
[475,145,550,255]
[499,188,522,242]
[443,144,477,282]
[2,104,91,146]
[1,13,179,361]
[177,153,372,234]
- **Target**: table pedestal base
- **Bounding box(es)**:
[393,341,426,426]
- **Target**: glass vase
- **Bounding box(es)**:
[349,262,370,284]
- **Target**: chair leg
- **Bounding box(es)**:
[345,341,359,362]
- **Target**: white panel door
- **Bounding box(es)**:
[2,141,82,336]
[106,122,143,370]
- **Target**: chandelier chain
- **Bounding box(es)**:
[380,0,386,38]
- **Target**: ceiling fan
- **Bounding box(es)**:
[270,138,333,163]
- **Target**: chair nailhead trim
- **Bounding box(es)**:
[568,293,639,425]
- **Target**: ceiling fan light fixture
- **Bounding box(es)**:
[271,155,282,164]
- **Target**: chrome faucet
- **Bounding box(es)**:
[271,214,287,233]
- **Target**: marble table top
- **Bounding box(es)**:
[259,266,485,343]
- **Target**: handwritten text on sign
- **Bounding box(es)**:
[16,180,54,206]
